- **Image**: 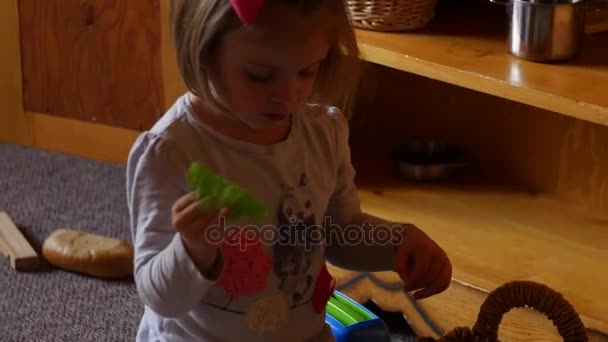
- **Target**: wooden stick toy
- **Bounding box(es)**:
[0,212,39,271]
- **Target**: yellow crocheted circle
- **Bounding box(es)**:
[246,294,290,333]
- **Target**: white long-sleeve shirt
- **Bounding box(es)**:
[126,94,399,341]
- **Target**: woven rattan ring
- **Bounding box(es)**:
[419,280,588,342]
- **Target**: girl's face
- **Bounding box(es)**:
[210,4,331,132]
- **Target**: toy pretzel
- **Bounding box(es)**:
[420,281,588,342]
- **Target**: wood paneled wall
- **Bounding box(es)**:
[350,63,608,214]
[0,0,30,145]
[18,0,164,131]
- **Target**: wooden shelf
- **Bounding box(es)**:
[352,151,608,334]
[355,3,608,127]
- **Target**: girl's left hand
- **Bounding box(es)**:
[392,224,452,300]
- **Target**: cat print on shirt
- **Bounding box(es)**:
[273,172,323,306]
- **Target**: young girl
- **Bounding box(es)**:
[126,0,452,341]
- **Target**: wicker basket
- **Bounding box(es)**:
[346,0,438,32]
[419,280,589,342]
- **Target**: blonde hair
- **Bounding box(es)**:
[170,0,362,118]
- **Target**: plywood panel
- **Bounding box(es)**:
[351,63,608,214]
[29,112,140,164]
[556,120,608,213]
[0,0,31,145]
[18,0,164,131]
[352,181,608,333]
[160,0,187,109]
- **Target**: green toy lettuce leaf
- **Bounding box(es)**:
[187,162,267,221]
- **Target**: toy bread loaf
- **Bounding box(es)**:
[42,228,133,279]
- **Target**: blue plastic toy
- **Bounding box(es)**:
[325,290,391,342]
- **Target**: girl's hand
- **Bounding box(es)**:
[172,192,228,276]
[393,224,452,300]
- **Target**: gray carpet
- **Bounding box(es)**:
[0,143,418,342]
[0,143,141,342]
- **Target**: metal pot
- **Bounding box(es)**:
[491,0,587,62]
[390,141,468,182]
[396,161,467,182]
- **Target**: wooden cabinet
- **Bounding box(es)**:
[337,2,608,340]
[18,0,164,131]
[354,4,608,126]
[1,0,606,340]
[0,0,178,162]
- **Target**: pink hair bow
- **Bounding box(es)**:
[230,0,266,24]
